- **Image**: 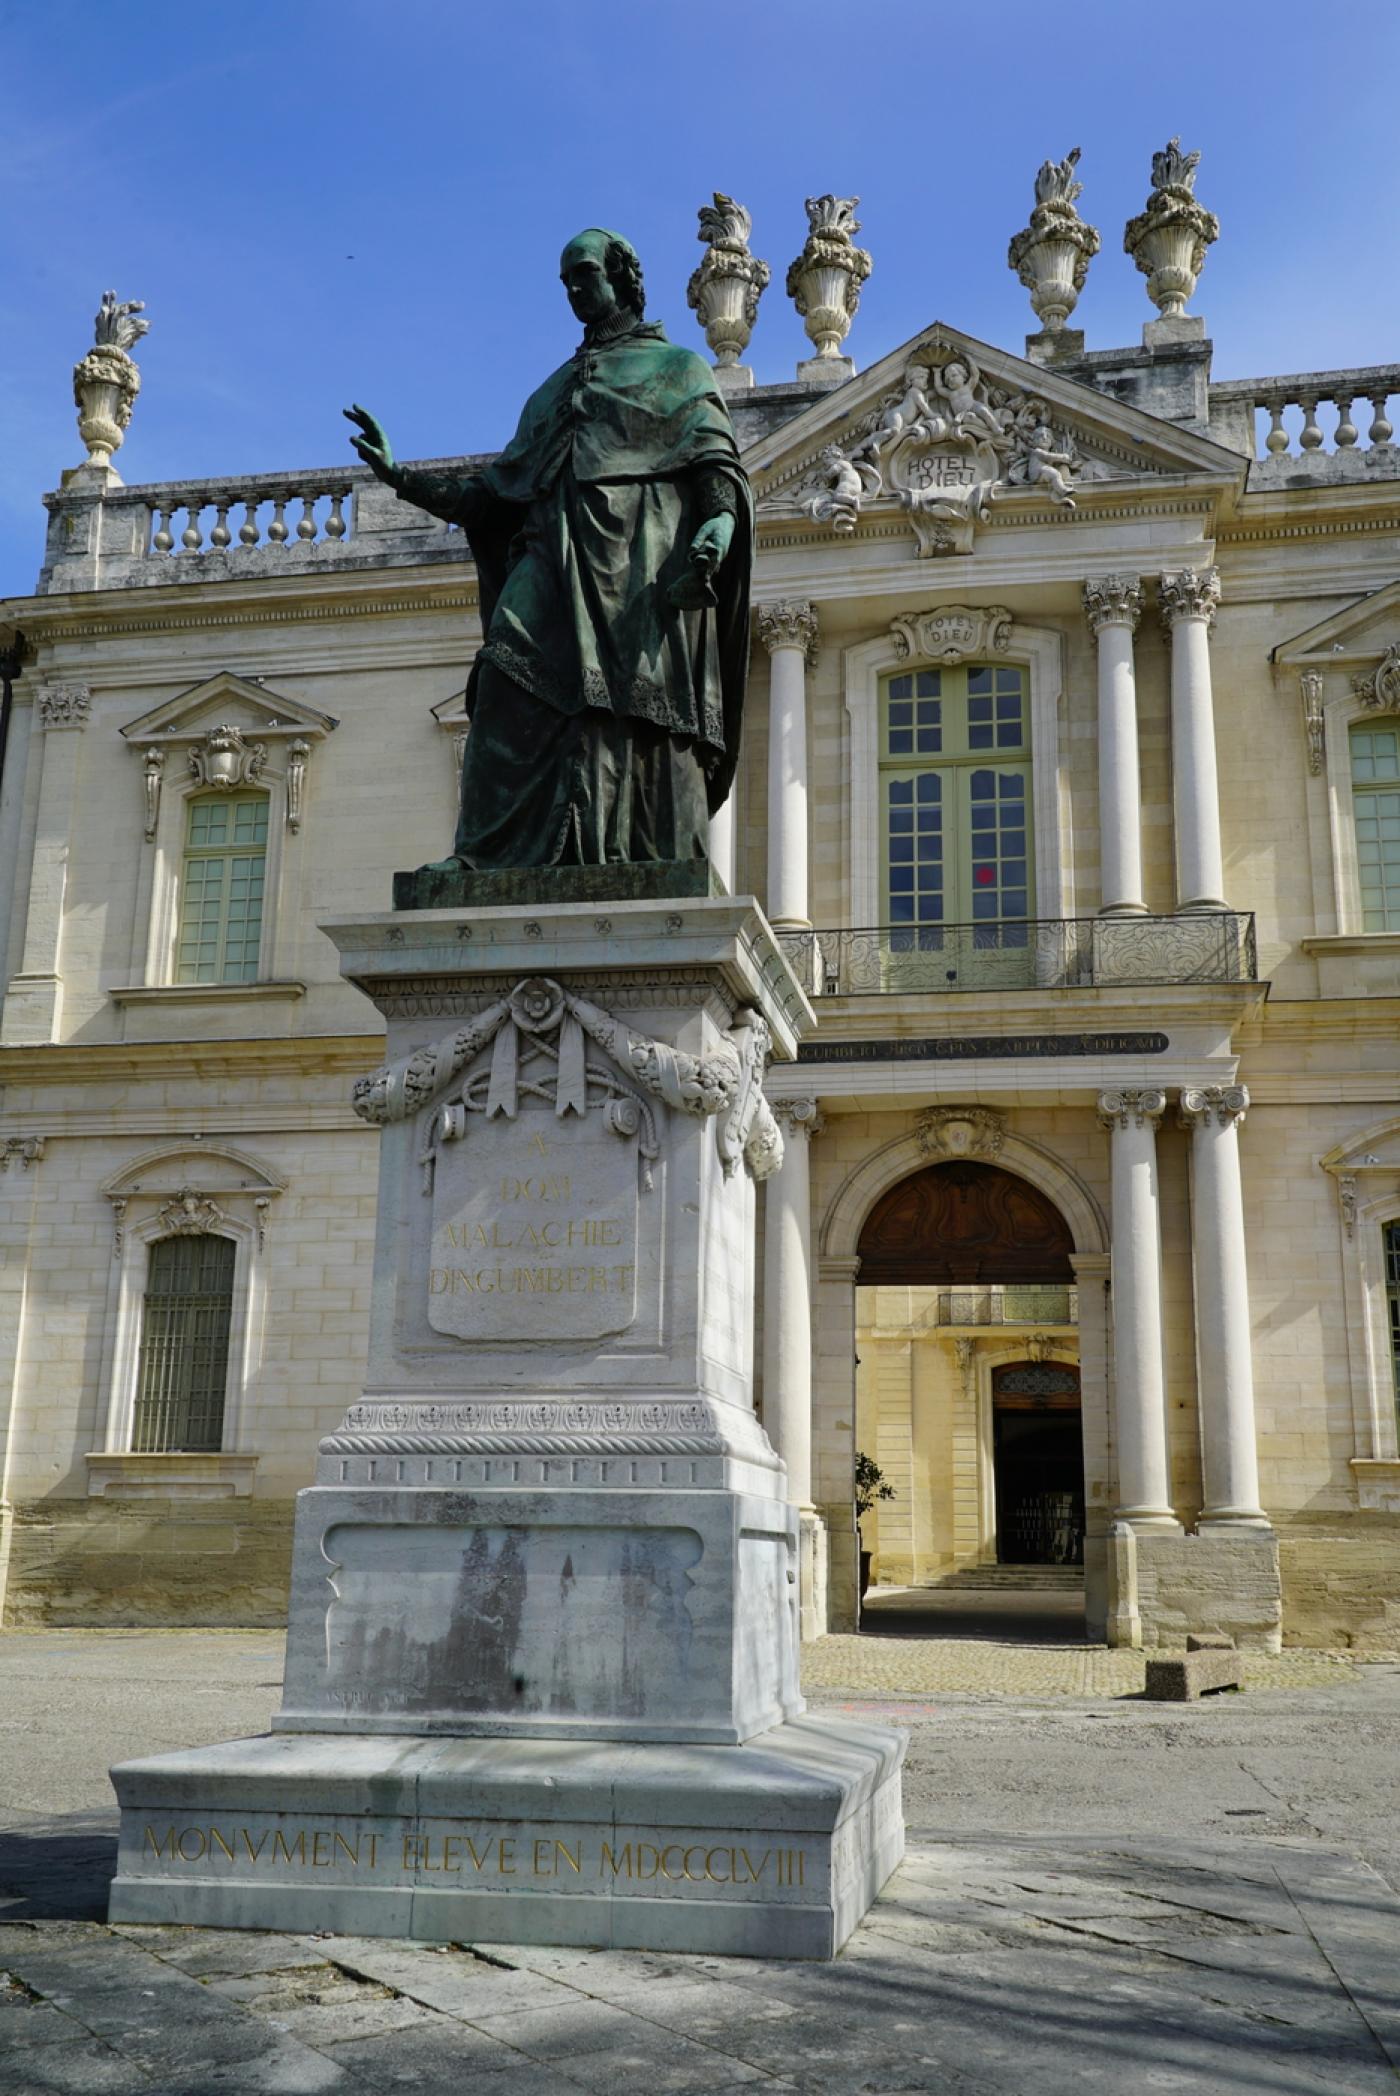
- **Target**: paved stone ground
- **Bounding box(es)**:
[2,1630,1400,2093]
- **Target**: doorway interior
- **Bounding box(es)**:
[853,1158,1086,1638]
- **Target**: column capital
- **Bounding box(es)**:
[1158,567,1220,631]
[1179,1083,1249,1130]
[1097,1087,1166,1131]
[1082,574,1143,636]
[769,1095,825,1140]
[0,1136,45,1170]
[36,682,91,730]
[757,599,820,665]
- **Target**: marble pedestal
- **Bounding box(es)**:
[109,897,905,1956]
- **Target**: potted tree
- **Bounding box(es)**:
[855,1450,894,1606]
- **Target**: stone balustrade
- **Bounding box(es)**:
[146,475,353,558]
[1209,365,1400,480]
[36,458,487,595]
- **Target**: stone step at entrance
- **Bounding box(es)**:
[912,1566,1085,1593]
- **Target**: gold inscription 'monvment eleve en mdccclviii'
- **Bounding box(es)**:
[140,1823,809,1890]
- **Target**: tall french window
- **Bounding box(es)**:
[1351,721,1400,932]
[132,1234,236,1452]
[176,793,268,982]
[880,663,1032,975]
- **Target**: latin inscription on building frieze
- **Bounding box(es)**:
[796,1031,1170,1065]
[138,1820,810,1893]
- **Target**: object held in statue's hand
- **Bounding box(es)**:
[669,562,719,611]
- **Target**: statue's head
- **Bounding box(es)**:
[560,229,645,327]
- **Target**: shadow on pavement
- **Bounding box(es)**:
[860,1585,1090,1645]
[0,1816,117,1921]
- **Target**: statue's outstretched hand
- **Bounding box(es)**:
[344,404,395,481]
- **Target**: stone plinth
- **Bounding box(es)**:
[109,896,905,1956]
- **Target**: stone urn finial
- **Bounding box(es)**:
[73,290,150,476]
[686,193,770,392]
[1123,138,1219,322]
[1007,147,1101,337]
[785,195,872,386]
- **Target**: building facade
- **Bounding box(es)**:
[2,164,1399,1650]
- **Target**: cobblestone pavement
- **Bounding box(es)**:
[3,1632,1400,2093]
[2,1837,1398,2094]
[802,1633,1378,1696]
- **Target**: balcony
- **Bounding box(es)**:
[926,1286,1077,1328]
[778,913,1258,997]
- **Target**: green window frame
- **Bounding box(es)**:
[132,1232,236,1453]
[880,663,1033,942]
[1351,721,1400,932]
[176,793,268,984]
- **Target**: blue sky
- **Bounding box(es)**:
[4,0,1399,593]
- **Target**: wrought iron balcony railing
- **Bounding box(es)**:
[927,1286,1078,1328]
[778,913,1257,997]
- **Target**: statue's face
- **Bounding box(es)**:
[944,361,967,388]
[560,234,618,325]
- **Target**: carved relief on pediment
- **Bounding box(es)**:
[773,333,1089,557]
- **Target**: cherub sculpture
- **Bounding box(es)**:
[1009,405,1079,507]
[931,356,1008,451]
[852,363,940,466]
[800,442,880,535]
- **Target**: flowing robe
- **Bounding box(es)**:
[393,318,752,869]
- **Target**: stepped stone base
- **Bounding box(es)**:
[109,1720,905,1960]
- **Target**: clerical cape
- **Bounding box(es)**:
[395,319,752,869]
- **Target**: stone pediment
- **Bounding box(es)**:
[119,671,338,749]
[745,321,1242,556]
[1273,581,1400,670]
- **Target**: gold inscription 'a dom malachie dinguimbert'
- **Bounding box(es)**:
[140,1823,809,1889]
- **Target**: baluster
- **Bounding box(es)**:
[266,498,290,544]
[1334,398,1358,448]
[1298,398,1323,451]
[1262,399,1289,455]
[151,508,175,554]
[209,501,232,549]
[1369,396,1394,446]
[296,495,318,541]
[325,491,348,540]
[239,501,261,547]
[181,502,205,553]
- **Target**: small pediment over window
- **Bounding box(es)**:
[1274,581,1400,673]
[119,671,338,750]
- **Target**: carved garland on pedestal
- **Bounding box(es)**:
[352,975,784,1185]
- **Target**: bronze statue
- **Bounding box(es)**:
[347,229,751,872]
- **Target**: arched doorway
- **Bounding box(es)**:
[853,1159,1084,1605]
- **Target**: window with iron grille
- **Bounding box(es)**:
[132,1233,235,1452]
[1386,1220,1400,1416]
[176,793,268,983]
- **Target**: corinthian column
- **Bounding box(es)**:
[758,602,819,929]
[762,1097,823,1510]
[1179,1085,1268,1526]
[1159,568,1227,911]
[1083,576,1146,914]
[1097,1089,1179,1530]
